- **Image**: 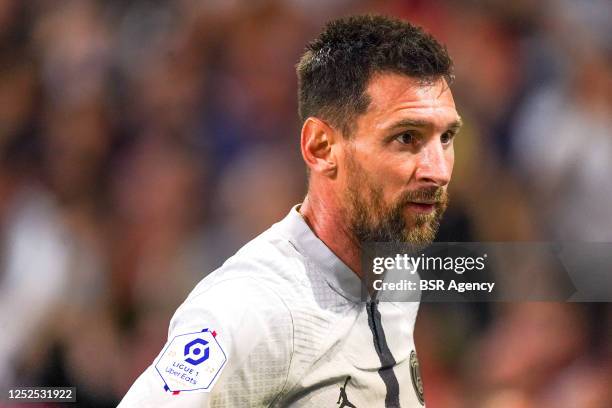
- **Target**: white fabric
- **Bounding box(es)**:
[119,206,423,407]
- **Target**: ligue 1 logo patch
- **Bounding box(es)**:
[155,328,227,394]
[410,350,425,405]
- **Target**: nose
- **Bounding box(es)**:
[414,139,452,187]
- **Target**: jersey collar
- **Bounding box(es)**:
[277,205,364,302]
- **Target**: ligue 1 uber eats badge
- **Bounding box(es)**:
[410,350,425,405]
[155,328,227,394]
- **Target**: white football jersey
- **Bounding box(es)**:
[119,206,425,407]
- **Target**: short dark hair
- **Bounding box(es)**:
[297,15,453,135]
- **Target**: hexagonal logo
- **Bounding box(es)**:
[184,338,209,365]
[155,328,227,393]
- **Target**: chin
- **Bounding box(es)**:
[403,222,437,246]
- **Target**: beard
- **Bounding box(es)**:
[344,155,448,247]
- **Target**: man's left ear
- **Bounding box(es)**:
[300,117,340,178]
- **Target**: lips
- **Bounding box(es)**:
[405,202,436,213]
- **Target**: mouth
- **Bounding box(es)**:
[405,202,437,213]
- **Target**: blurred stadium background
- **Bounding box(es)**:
[0,0,610,406]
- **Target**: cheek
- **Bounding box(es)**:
[387,157,418,185]
[377,161,415,201]
[447,147,455,176]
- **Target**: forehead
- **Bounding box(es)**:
[361,72,458,130]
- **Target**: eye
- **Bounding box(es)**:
[396,132,416,145]
[440,131,455,145]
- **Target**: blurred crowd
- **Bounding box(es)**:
[0,0,610,406]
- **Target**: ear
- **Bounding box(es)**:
[300,117,340,177]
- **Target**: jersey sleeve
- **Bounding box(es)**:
[118,277,293,407]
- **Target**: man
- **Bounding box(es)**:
[120,14,460,407]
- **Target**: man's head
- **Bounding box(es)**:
[299,15,460,246]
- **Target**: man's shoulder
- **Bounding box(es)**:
[168,231,299,355]
[191,226,310,300]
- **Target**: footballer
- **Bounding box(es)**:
[120,14,460,407]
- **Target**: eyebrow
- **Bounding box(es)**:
[388,117,463,133]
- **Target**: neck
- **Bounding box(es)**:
[299,191,363,278]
